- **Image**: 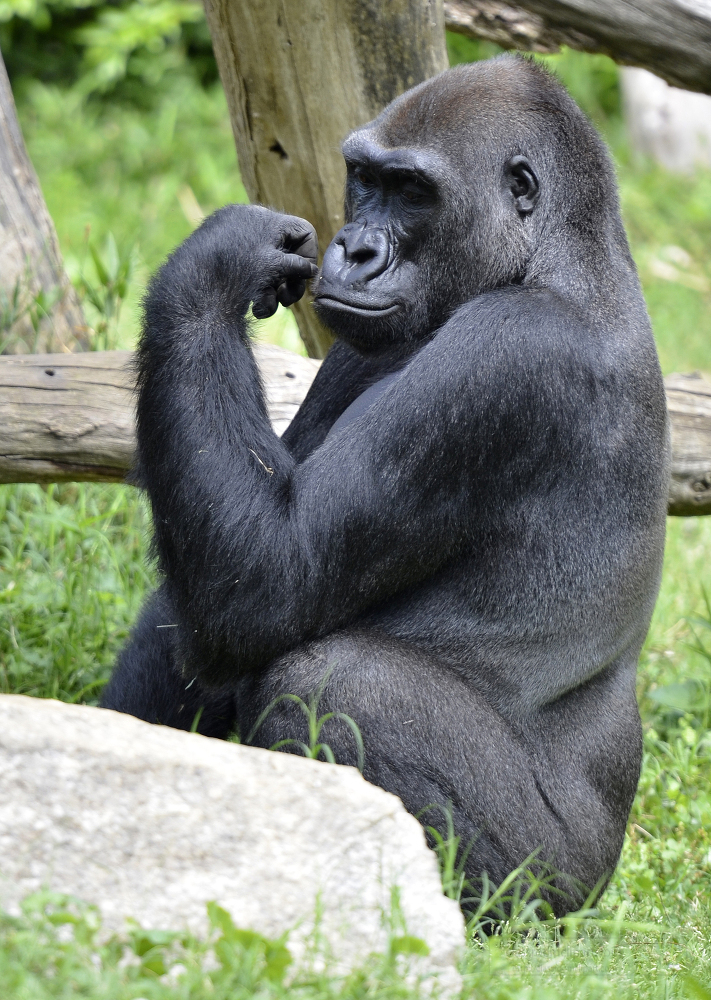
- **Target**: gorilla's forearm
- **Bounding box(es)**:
[136,232,487,681]
[136,208,306,681]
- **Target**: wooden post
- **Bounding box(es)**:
[202,0,448,357]
[0,53,87,354]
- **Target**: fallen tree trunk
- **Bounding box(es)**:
[443,0,711,96]
[666,373,711,516]
[0,348,709,516]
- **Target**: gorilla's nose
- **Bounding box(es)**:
[321,223,390,287]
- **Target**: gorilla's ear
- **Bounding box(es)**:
[505,156,539,216]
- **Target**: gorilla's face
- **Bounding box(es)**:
[313,97,540,355]
[313,134,449,352]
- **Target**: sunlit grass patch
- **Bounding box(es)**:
[0,483,153,702]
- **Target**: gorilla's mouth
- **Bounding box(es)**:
[314,295,400,318]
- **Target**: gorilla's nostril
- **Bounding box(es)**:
[350,245,377,264]
[343,229,389,274]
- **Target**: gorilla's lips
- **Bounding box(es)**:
[313,295,400,318]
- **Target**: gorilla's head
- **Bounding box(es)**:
[313,55,621,354]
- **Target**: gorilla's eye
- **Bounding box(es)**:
[354,169,377,188]
[397,175,435,206]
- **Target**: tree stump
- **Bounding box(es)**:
[0,53,86,354]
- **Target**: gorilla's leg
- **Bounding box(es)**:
[237,629,639,914]
[101,587,236,739]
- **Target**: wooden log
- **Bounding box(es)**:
[666,373,711,516]
[201,0,448,358]
[0,346,319,485]
[0,349,709,516]
[443,0,711,97]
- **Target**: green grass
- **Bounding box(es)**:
[0,483,153,700]
[0,892,437,999]
[1,38,711,1000]
[619,166,711,377]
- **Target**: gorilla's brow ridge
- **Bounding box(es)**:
[342,132,445,185]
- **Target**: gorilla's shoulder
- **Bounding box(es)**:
[448,285,585,333]
[434,286,595,373]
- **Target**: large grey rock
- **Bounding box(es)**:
[0,695,464,988]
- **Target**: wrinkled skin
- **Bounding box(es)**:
[101,56,669,915]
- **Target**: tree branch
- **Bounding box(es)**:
[443,1,711,96]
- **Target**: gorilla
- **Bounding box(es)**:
[101,55,669,914]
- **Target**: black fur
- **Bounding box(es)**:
[101,56,669,914]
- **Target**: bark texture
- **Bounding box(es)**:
[0,347,709,516]
[201,0,448,357]
[443,0,711,96]
[0,52,86,353]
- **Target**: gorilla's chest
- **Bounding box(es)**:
[326,370,402,440]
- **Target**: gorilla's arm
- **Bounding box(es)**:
[138,206,582,686]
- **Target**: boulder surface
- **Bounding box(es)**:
[0,695,464,986]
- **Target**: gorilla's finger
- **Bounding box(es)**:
[277,278,306,307]
[292,229,318,264]
[252,287,278,319]
[282,224,318,264]
[280,253,319,279]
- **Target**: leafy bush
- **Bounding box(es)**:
[0,0,214,95]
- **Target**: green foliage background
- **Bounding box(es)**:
[0,9,710,999]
